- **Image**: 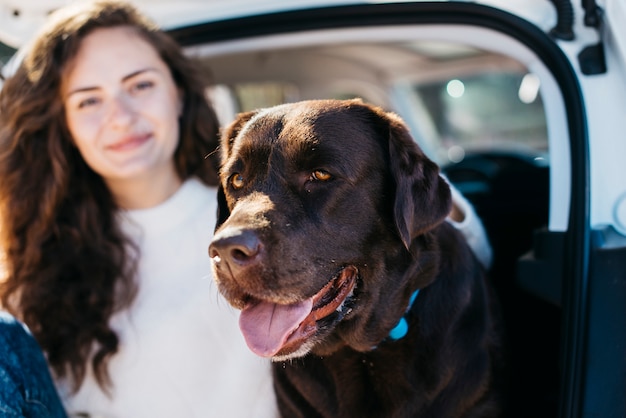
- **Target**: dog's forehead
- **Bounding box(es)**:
[236,102,381,159]
[223,110,283,170]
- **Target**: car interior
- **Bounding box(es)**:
[188,25,563,417]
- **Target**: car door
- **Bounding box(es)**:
[164,2,625,417]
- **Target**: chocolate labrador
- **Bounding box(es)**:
[209,99,503,417]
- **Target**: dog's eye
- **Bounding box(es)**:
[311,170,332,182]
[230,173,245,189]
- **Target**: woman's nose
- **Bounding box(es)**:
[108,94,136,128]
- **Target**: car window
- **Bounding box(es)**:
[0,40,16,86]
[411,70,548,163]
[0,41,14,65]
[205,39,549,169]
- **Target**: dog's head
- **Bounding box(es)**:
[209,99,451,360]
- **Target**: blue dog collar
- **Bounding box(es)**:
[388,289,420,340]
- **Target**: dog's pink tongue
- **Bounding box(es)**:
[239,298,313,357]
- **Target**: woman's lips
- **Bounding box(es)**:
[107,133,151,151]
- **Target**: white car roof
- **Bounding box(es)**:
[0,0,555,49]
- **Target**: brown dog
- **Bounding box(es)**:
[209,99,503,417]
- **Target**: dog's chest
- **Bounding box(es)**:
[273,343,425,417]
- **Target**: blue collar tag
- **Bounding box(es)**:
[388,289,420,340]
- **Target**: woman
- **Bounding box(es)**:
[0,1,275,416]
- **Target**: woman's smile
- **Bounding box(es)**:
[107,132,152,152]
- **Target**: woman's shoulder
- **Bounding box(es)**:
[184,176,218,196]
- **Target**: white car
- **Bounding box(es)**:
[1,1,625,417]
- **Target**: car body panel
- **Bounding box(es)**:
[0,0,557,48]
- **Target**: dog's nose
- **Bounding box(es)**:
[209,228,262,272]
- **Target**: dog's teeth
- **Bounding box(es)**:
[336,287,355,312]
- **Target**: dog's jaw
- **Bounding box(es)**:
[237,266,358,359]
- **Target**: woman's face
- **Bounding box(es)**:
[62,26,182,185]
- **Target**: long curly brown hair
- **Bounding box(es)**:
[0,0,220,392]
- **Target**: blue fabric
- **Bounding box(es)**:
[0,311,67,418]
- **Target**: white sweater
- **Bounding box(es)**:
[58,178,277,418]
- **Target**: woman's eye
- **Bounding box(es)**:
[311,170,332,181]
[230,173,244,189]
[131,80,154,93]
[77,97,101,109]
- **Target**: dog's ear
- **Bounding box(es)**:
[215,110,259,230]
[220,110,259,157]
[384,111,452,249]
[215,184,231,230]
